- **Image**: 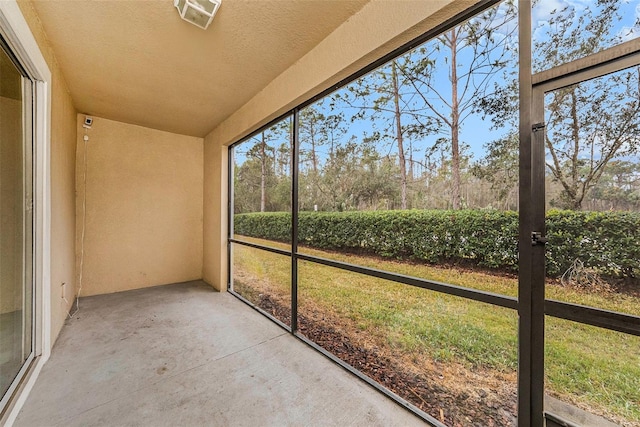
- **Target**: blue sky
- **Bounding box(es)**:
[236,0,640,172]
[533,0,640,43]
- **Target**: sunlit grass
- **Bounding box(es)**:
[546,319,640,423]
[231,236,640,425]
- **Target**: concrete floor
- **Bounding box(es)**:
[15,281,425,426]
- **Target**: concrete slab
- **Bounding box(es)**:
[15,281,424,426]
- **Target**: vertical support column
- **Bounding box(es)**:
[529,87,546,426]
[227,146,234,290]
[203,136,229,292]
[518,1,544,426]
[291,110,300,333]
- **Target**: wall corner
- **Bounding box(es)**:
[203,134,228,292]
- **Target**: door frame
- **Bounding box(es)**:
[0,1,51,424]
[522,35,640,426]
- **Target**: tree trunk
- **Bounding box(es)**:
[260,133,266,212]
[409,139,414,180]
[569,89,582,210]
[450,29,461,210]
[310,122,318,174]
[391,60,408,210]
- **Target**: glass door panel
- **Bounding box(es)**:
[0,42,33,404]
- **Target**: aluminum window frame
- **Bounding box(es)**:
[0,37,35,414]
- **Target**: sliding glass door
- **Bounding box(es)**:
[0,39,34,410]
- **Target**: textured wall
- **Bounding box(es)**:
[75,116,203,296]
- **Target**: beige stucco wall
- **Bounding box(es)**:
[18,0,78,342]
[202,139,227,291]
[202,0,471,290]
[75,116,203,296]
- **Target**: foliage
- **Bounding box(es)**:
[234,0,640,215]
[545,209,640,277]
[234,119,292,213]
[234,209,640,278]
[544,68,640,210]
[587,161,640,211]
[471,132,519,210]
[234,238,640,424]
[336,58,431,210]
[234,211,292,240]
[403,0,518,209]
[480,0,640,211]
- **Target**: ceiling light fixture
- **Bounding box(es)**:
[174,0,221,30]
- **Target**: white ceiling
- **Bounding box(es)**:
[30,0,370,137]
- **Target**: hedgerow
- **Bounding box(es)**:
[233,210,640,278]
[545,210,640,277]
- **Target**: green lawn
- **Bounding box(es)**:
[231,237,640,426]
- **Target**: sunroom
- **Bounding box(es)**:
[0,0,639,426]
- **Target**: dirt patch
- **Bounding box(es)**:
[299,307,517,426]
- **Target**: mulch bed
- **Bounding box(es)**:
[253,292,517,427]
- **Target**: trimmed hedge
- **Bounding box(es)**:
[545,210,640,278]
[233,210,640,278]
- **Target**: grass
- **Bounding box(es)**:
[231,237,640,426]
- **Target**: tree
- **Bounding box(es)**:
[275,142,290,178]
[402,0,517,209]
[471,132,519,210]
[234,120,291,213]
[298,102,347,210]
[587,161,640,211]
[479,0,640,211]
[540,0,640,210]
[338,57,435,209]
[310,138,361,211]
[390,60,409,209]
[299,106,325,174]
[546,69,640,210]
[234,146,274,214]
[258,132,268,212]
[351,146,400,209]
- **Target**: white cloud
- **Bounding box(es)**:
[618,26,638,42]
[534,0,640,44]
[617,1,640,42]
[532,0,567,23]
[531,0,568,42]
